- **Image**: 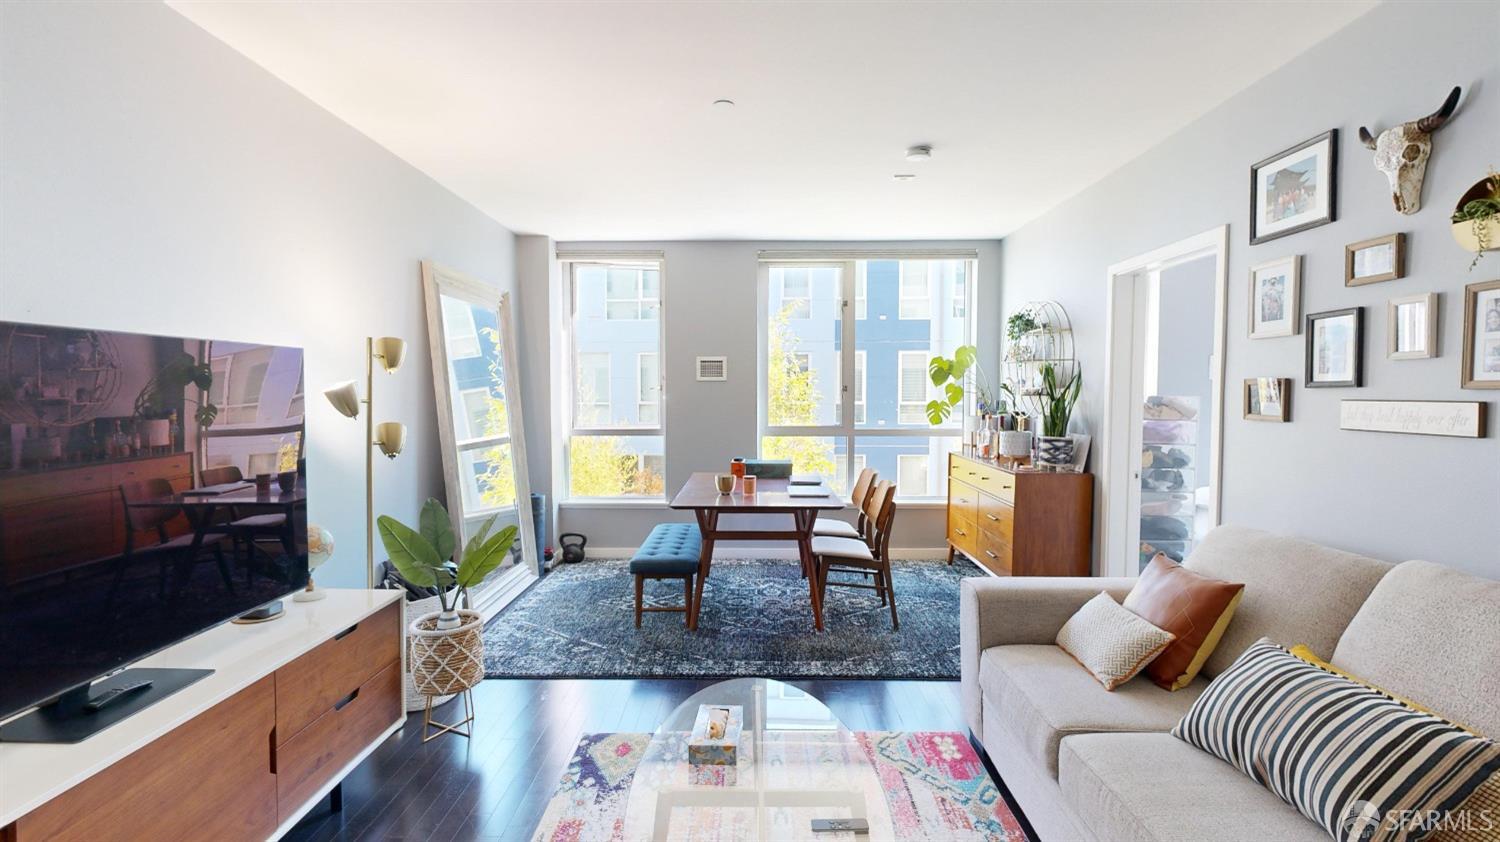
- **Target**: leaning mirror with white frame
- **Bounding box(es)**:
[421,261,541,619]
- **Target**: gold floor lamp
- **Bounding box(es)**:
[324,336,407,588]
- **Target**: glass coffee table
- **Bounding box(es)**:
[623,678,895,841]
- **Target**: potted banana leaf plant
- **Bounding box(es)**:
[378,499,517,710]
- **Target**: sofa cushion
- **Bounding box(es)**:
[978,644,1204,779]
[1332,559,1500,738]
[1055,592,1176,690]
[1124,554,1244,690]
[1058,732,1327,842]
[1183,525,1392,676]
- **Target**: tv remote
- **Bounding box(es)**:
[811,818,869,833]
[84,679,154,712]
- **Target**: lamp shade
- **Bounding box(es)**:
[374,421,406,458]
[373,337,406,373]
[323,380,361,418]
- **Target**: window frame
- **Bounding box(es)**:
[853,349,867,425]
[563,258,667,501]
[757,256,976,500]
[604,266,660,321]
[636,351,660,425]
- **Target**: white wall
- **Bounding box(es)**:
[1001,1,1499,578]
[0,2,517,586]
[528,240,1003,552]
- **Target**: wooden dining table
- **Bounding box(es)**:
[668,472,847,631]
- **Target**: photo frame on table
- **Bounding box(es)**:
[1248,255,1300,338]
[1387,293,1437,360]
[1250,130,1338,245]
[1345,233,1406,286]
[1243,377,1291,422]
[1305,307,1363,388]
[1461,279,1500,389]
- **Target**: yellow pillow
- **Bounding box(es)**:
[1288,644,1473,733]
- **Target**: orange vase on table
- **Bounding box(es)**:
[730,458,746,479]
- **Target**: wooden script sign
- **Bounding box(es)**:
[1339,400,1486,438]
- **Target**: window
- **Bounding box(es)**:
[897,454,929,497]
[210,347,272,425]
[897,351,927,425]
[853,351,866,425]
[604,267,660,320]
[442,297,481,358]
[567,259,665,498]
[779,270,812,319]
[637,352,660,425]
[898,261,932,319]
[576,352,611,425]
[760,257,972,499]
[287,370,304,419]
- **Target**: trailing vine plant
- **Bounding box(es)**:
[1454,168,1500,270]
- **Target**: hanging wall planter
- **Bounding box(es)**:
[1452,173,1500,269]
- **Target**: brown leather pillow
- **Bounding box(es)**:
[1123,554,1244,690]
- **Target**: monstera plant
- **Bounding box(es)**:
[378,498,517,630]
[926,344,998,424]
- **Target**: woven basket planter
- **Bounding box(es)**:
[409,609,485,698]
[400,594,453,712]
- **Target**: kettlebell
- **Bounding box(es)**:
[558,533,587,564]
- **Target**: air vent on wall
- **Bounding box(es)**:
[696,356,727,381]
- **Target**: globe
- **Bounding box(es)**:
[307,524,334,571]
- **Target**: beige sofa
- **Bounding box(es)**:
[960,525,1500,842]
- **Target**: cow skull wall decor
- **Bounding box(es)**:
[1358,86,1462,215]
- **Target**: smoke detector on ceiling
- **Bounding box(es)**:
[905,145,933,161]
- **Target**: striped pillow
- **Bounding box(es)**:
[1172,639,1500,842]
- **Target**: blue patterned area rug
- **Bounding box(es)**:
[482,556,983,680]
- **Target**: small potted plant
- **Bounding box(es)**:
[133,352,218,448]
[1036,363,1082,466]
[1452,170,1499,270]
[377,498,516,739]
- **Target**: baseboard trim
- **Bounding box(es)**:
[582,546,951,561]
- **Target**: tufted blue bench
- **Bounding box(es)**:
[630,523,704,629]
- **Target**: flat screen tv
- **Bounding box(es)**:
[0,320,307,741]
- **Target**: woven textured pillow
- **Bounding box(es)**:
[1173,639,1500,842]
[1055,592,1175,691]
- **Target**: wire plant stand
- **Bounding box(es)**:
[1003,300,1078,418]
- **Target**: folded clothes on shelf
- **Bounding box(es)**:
[1143,395,1200,421]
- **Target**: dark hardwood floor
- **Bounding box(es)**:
[283,678,1020,842]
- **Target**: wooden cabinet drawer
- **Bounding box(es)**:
[979,529,1013,575]
[948,515,979,558]
[948,478,979,523]
[977,493,1015,541]
[0,465,113,505]
[948,455,1015,502]
[13,677,276,842]
[111,454,191,486]
[275,600,399,742]
[276,661,401,821]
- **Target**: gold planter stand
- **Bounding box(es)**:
[422,688,474,743]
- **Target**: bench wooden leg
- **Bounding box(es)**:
[634,574,644,628]
[683,575,694,627]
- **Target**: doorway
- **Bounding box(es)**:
[1101,226,1228,577]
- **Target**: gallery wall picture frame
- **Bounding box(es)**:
[1243,377,1292,422]
[1461,279,1500,389]
[1250,130,1338,245]
[1387,293,1438,360]
[1305,307,1364,388]
[1345,233,1406,286]
[1339,400,1486,438]
[1248,255,1301,338]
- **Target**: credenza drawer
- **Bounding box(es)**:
[948,515,979,558]
[977,494,1015,540]
[274,600,400,742]
[948,478,979,523]
[110,454,191,486]
[275,661,401,822]
[979,529,1013,575]
[949,454,1015,502]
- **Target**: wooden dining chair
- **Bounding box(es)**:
[811,480,900,629]
[114,478,234,599]
[201,464,288,582]
[813,467,877,541]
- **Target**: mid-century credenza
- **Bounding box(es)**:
[0,590,403,842]
[946,451,1092,576]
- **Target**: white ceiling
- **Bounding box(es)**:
[168,1,1375,241]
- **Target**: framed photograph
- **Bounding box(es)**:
[1243,377,1291,422]
[1345,233,1406,286]
[1461,279,1500,389]
[1248,256,1300,338]
[1305,307,1363,388]
[1250,130,1338,245]
[1387,293,1437,360]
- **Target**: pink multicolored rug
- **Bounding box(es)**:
[531,731,1029,841]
